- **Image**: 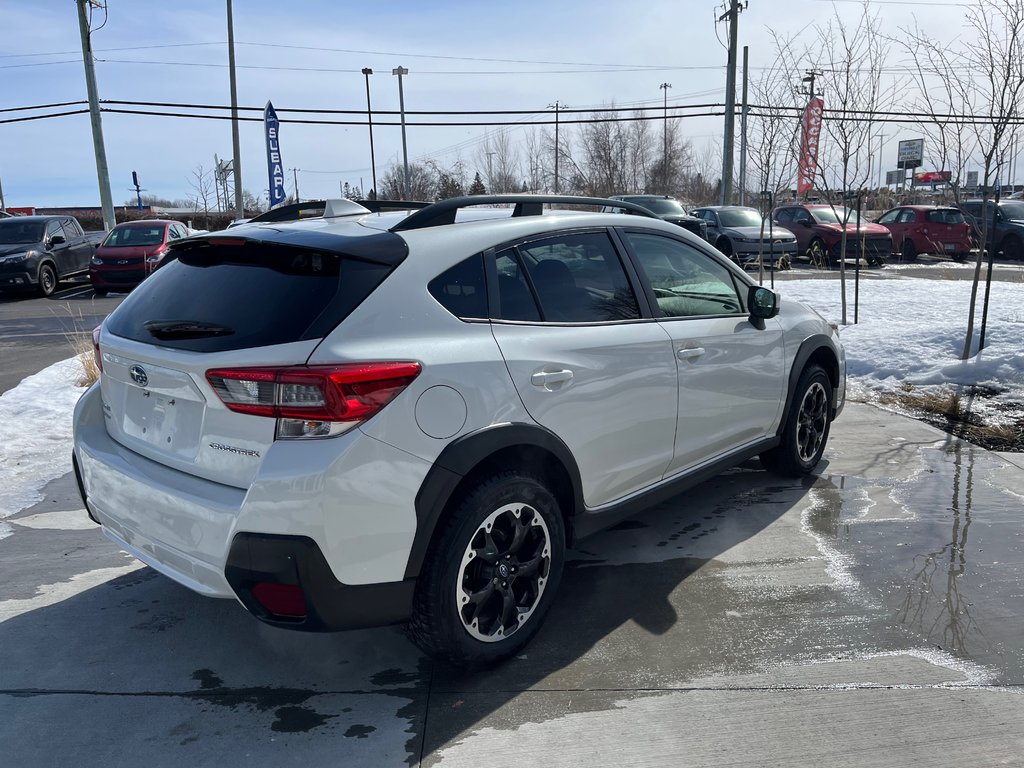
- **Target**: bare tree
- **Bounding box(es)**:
[812,2,896,324]
[380,162,438,201]
[477,129,521,193]
[522,127,549,192]
[187,165,216,228]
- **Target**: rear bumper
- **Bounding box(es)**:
[226,533,415,631]
[72,381,430,627]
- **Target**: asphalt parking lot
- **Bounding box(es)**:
[3,402,1024,767]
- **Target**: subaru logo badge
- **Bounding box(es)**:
[129,365,149,387]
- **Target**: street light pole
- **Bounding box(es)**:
[659,83,672,193]
[361,68,377,199]
[76,0,115,230]
[392,66,411,200]
[226,0,244,220]
[548,101,563,193]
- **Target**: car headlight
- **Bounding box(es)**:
[91,255,104,266]
[0,252,28,264]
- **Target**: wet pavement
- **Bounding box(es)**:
[2,402,1023,766]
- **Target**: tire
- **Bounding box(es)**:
[93,288,108,298]
[716,237,737,263]
[1001,235,1022,261]
[408,470,566,666]
[760,364,832,477]
[37,263,58,297]
[902,239,917,262]
[808,238,828,269]
[952,252,968,263]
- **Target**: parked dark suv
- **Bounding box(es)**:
[958,199,1024,261]
[605,195,708,241]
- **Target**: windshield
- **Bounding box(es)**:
[1003,202,1024,220]
[926,209,966,225]
[103,225,166,248]
[718,208,764,228]
[0,220,45,245]
[625,198,687,216]
[809,207,863,225]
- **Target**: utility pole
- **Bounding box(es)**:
[738,46,749,205]
[226,0,244,220]
[361,68,377,199]
[659,83,672,193]
[0,171,5,211]
[548,101,563,193]
[718,0,744,206]
[76,0,115,230]
[392,66,411,200]
[486,151,496,191]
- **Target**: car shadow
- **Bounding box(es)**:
[0,460,829,766]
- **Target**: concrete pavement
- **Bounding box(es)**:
[2,402,1023,767]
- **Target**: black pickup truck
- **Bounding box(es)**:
[0,215,105,296]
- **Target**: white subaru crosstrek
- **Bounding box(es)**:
[73,195,845,665]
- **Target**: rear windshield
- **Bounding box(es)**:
[103,225,166,247]
[104,242,396,352]
[925,209,965,224]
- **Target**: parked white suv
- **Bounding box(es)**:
[73,195,845,665]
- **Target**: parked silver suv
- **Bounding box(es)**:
[73,195,845,665]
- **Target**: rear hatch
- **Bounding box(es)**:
[98,225,408,488]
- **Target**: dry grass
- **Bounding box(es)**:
[879,384,1023,451]
[69,330,100,388]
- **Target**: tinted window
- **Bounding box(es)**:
[926,209,966,225]
[774,208,794,223]
[45,220,64,240]
[625,232,743,318]
[0,220,45,244]
[494,248,541,321]
[428,254,488,320]
[518,231,639,322]
[876,210,899,224]
[105,242,394,352]
[63,219,83,238]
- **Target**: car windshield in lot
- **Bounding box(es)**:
[0,220,45,244]
[1002,202,1024,220]
[626,198,687,216]
[925,209,966,224]
[810,207,863,225]
[718,209,764,228]
[102,226,165,247]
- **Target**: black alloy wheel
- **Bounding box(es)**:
[760,364,833,477]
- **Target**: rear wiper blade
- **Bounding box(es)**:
[143,320,235,339]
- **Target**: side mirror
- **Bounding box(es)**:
[748,285,779,321]
[49,234,66,247]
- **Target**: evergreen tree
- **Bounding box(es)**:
[468,172,486,195]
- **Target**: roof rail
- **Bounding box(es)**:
[247,198,370,224]
[356,199,431,213]
[389,194,661,232]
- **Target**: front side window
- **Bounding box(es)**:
[45,221,63,241]
[624,232,743,318]
[876,209,900,224]
[897,209,917,223]
[517,231,639,322]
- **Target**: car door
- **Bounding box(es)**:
[488,229,679,508]
[618,229,785,474]
[43,219,73,276]
[61,219,90,274]
[895,209,918,251]
[701,210,722,242]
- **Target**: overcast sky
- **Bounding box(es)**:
[1,0,971,208]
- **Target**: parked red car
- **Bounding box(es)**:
[875,205,974,262]
[773,204,892,267]
[89,220,191,295]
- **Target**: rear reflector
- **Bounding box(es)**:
[206,362,421,423]
[251,582,307,618]
[92,326,103,373]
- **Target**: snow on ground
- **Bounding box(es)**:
[777,276,1024,424]
[0,356,87,540]
[0,274,1021,532]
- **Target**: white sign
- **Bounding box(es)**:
[897,138,924,169]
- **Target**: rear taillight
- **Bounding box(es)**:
[92,326,103,373]
[205,363,421,439]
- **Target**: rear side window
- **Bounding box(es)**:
[428,255,488,320]
[926,209,966,225]
[494,248,541,322]
[105,242,395,352]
